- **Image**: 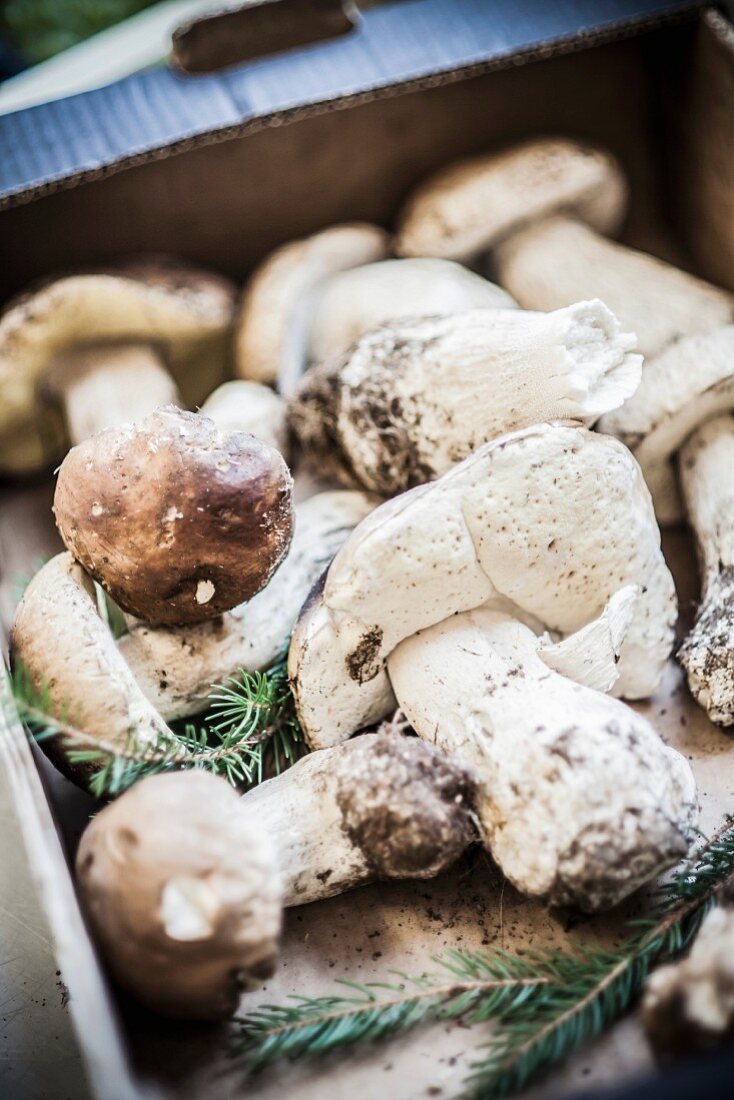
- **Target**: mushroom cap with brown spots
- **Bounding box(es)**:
[53,406,294,625]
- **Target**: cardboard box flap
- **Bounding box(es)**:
[0,0,700,208]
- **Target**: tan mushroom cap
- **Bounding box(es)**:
[76,770,283,1020]
[395,137,627,262]
[0,257,237,475]
[235,223,390,392]
[54,406,294,626]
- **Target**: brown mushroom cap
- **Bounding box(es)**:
[0,256,237,475]
[75,770,283,1020]
[53,406,294,625]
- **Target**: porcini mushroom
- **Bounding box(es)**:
[118,490,377,720]
[75,737,478,1018]
[395,137,733,359]
[53,406,294,625]
[0,258,236,474]
[235,225,517,395]
[643,892,734,1060]
[236,223,389,393]
[76,770,283,1020]
[289,423,676,749]
[387,606,696,910]
[241,732,478,905]
[306,256,516,366]
[289,299,641,494]
[199,379,289,458]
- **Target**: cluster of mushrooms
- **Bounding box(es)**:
[7,138,734,1042]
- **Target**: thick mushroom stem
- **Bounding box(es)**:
[493,216,734,359]
[10,553,178,783]
[76,771,283,1020]
[387,608,697,911]
[241,734,478,906]
[678,414,734,725]
[50,342,180,443]
[289,299,641,494]
[118,490,376,720]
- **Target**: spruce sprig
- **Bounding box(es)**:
[231,819,734,1098]
[11,650,307,799]
[232,951,553,1070]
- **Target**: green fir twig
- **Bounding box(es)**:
[11,649,307,799]
[231,818,734,1098]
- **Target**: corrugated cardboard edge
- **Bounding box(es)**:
[0,668,157,1100]
[0,3,702,212]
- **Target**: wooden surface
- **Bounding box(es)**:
[0,482,732,1100]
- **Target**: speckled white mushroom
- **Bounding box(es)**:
[0,258,237,473]
[10,553,178,783]
[643,893,734,1060]
[76,770,283,1020]
[395,137,733,361]
[388,606,696,910]
[118,490,377,720]
[289,424,676,749]
[235,223,389,394]
[289,300,641,493]
[307,257,516,364]
[241,733,478,906]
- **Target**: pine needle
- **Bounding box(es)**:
[230,818,734,1098]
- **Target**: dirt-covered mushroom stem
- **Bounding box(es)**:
[389,606,695,911]
[241,733,478,905]
[76,771,283,1020]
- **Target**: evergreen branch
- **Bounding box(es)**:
[464,817,734,1098]
[11,647,307,798]
[232,955,552,1071]
[230,819,734,1098]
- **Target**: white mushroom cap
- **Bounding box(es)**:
[495,217,734,360]
[11,553,176,783]
[388,607,696,910]
[0,259,237,474]
[200,380,289,457]
[395,137,627,262]
[118,490,377,720]
[235,223,389,393]
[289,424,676,748]
[290,300,641,493]
[600,325,734,523]
[307,258,516,364]
[241,733,478,906]
[76,771,282,1019]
